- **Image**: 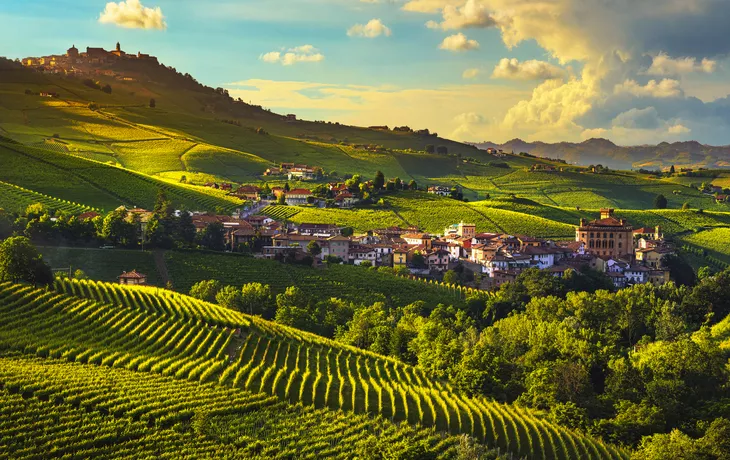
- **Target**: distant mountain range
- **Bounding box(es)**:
[470,138,730,170]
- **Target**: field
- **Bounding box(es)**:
[0,279,627,459]
[164,251,471,308]
[677,228,730,266]
[0,142,243,212]
[0,179,97,214]
[40,246,163,285]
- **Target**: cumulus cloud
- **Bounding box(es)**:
[347,19,392,38]
[98,0,166,30]
[452,111,487,138]
[439,33,479,52]
[463,68,481,79]
[426,0,497,30]
[646,52,717,76]
[491,58,568,81]
[614,79,683,99]
[260,45,325,66]
[413,0,730,143]
[611,107,661,130]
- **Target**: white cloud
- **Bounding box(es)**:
[614,79,683,98]
[98,0,166,30]
[668,124,691,134]
[491,58,567,81]
[425,0,497,30]
[260,45,325,66]
[646,53,717,76]
[347,19,392,38]
[438,33,479,52]
[402,0,462,13]
[463,68,480,79]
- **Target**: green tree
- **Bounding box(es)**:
[275,286,313,330]
[189,279,222,302]
[240,282,275,318]
[408,180,417,190]
[443,270,459,285]
[307,240,321,259]
[277,193,287,205]
[215,285,243,311]
[175,211,197,247]
[373,170,385,190]
[682,201,691,210]
[149,98,156,108]
[425,144,435,154]
[284,182,291,192]
[0,236,53,285]
[654,194,668,209]
[669,164,675,174]
[197,221,226,251]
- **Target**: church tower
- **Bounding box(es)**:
[116,42,121,52]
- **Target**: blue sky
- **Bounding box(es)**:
[3,0,730,146]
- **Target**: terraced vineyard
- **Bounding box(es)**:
[0,179,97,214]
[0,279,627,459]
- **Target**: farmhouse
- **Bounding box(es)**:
[118,270,147,286]
[427,186,450,197]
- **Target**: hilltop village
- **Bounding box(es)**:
[21,42,158,77]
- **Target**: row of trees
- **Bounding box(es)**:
[0,192,229,251]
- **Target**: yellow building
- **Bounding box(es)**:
[393,249,408,268]
[576,209,634,258]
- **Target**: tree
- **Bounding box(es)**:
[654,194,668,209]
[669,164,675,174]
[189,279,222,302]
[175,211,197,247]
[101,84,112,94]
[277,193,287,205]
[284,182,291,192]
[425,144,435,154]
[240,283,275,317]
[153,189,174,218]
[0,236,53,285]
[443,270,459,285]
[360,260,373,268]
[198,222,226,251]
[275,286,314,330]
[374,170,385,190]
[408,180,418,191]
[307,240,321,259]
[149,98,156,108]
[682,202,691,210]
[215,285,243,311]
[101,209,137,247]
[436,145,448,155]
[411,251,426,269]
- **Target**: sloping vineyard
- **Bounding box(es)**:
[0,356,464,459]
[0,280,627,459]
[260,205,302,220]
[0,179,98,214]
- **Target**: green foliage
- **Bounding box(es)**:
[654,194,668,209]
[0,236,52,285]
[189,279,222,302]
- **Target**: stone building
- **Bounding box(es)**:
[575,209,634,258]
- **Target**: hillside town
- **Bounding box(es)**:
[111,205,673,290]
[21,42,158,76]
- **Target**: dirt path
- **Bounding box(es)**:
[153,250,171,286]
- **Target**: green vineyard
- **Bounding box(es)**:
[0,278,627,459]
[260,205,302,220]
[0,179,98,214]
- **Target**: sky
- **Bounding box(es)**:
[3,0,730,146]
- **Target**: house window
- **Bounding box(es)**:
[610,233,614,238]
[590,232,594,238]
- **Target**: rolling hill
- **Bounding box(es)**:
[0,278,627,459]
[472,138,730,171]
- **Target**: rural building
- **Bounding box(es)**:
[427,186,450,197]
[285,189,313,206]
[118,270,147,285]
